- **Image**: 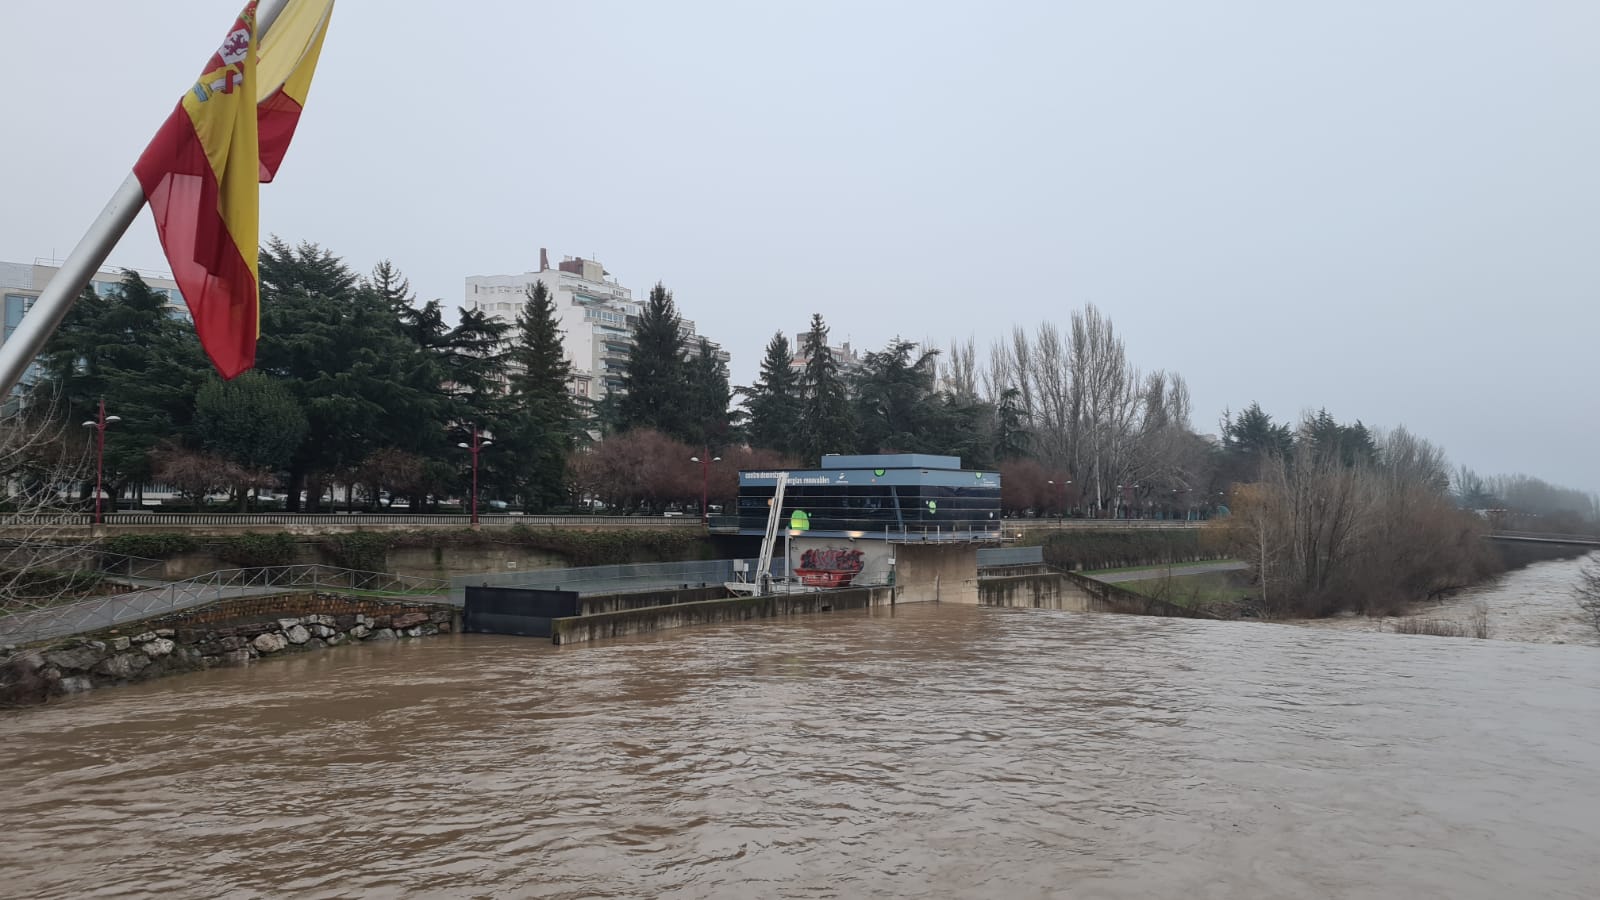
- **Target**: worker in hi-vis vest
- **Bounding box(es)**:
[789,509,811,531]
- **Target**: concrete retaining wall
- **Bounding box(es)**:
[579,585,730,615]
[551,585,896,645]
[980,573,1091,611]
[895,543,981,604]
[1057,570,1220,619]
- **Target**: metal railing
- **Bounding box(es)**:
[0,565,451,647]
[0,512,706,528]
[1487,531,1600,546]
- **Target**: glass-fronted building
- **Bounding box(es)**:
[736,453,1001,540]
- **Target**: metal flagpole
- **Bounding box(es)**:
[0,0,294,399]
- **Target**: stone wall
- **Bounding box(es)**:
[0,592,459,708]
[552,585,896,645]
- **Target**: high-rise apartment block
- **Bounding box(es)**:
[465,249,727,402]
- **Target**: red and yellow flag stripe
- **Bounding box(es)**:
[134,1,261,379]
[256,0,335,183]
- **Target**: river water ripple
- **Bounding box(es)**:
[2,603,1599,898]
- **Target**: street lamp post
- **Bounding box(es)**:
[457,426,493,526]
[690,450,722,525]
[1047,478,1072,518]
[81,398,122,525]
[1116,483,1139,519]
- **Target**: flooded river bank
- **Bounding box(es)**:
[2,603,1598,898]
[1301,552,1599,648]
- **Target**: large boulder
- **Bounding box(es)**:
[43,645,104,672]
[308,624,335,639]
[94,652,151,679]
[252,632,288,654]
[131,632,157,644]
[283,625,311,645]
[109,636,131,652]
[141,638,175,658]
[349,624,370,640]
[276,618,302,630]
[370,628,397,642]
[57,676,94,695]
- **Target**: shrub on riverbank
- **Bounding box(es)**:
[1227,431,1504,618]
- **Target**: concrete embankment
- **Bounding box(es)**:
[978,569,1218,619]
[1,592,460,707]
[552,586,896,645]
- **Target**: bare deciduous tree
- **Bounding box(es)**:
[0,394,100,616]
[1576,558,1600,635]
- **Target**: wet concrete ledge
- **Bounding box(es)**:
[552,585,898,645]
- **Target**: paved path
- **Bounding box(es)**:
[1091,561,1248,583]
[2,575,448,647]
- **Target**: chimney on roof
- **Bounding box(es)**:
[539,247,549,271]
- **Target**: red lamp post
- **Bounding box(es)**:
[457,426,493,526]
[690,450,722,524]
[81,398,121,525]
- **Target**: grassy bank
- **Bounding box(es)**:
[1119,570,1255,611]
[1029,527,1230,572]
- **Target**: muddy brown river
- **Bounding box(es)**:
[3,597,1599,898]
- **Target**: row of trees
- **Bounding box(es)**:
[730,306,1214,518]
[17,236,1596,531]
[32,241,580,512]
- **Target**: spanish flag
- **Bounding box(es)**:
[134,0,334,379]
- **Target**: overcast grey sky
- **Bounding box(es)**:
[2,1,1595,491]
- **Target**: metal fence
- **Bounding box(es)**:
[448,558,771,603]
[0,565,450,647]
[447,557,904,605]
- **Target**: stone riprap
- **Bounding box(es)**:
[1,593,457,707]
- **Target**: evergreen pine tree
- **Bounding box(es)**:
[797,313,854,465]
[617,282,691,440]
[743,332,800,455]
[503,282,577,510]
[687,338,732,451]
[37,272,211,497]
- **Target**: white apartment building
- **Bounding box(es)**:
[465,249,728,402]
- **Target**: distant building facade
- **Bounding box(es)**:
[465,249,728,402]
[0,259,189,392]
[788,330,862,377]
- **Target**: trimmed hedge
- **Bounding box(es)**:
[103,533,198,559]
